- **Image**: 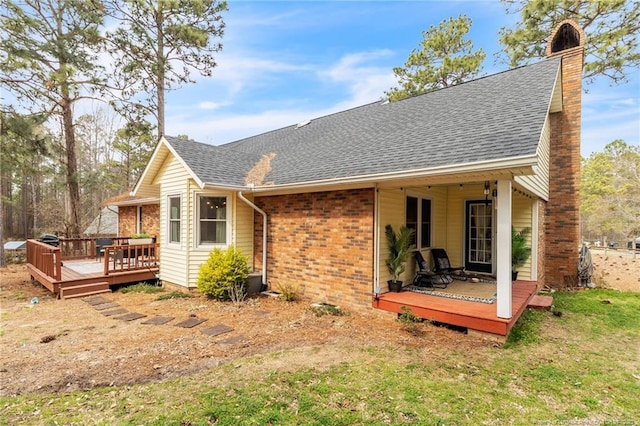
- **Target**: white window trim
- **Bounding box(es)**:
[406,192,434,250]
[193,191,232,249]
[167,194,182,247]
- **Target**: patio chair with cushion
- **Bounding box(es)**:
[431,248,467,281]
[412,251,452,289]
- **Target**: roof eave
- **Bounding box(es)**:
[133,137,207,197]
[106,196,160,207]
[241,155,539,194]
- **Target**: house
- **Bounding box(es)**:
[124,21,584,327]
[102,193,160,238]
[83,206,119,237]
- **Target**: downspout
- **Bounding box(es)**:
[238,190,267,287]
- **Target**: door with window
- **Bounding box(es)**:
[465,201,493,273]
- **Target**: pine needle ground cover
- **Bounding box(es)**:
[2,289,638,425]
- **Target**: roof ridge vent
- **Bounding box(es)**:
[295,119,311,129]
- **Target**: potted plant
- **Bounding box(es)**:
[128,232,153,245]
[385,224,415,292]
[512,227,531,281]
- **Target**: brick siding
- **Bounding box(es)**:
[118,204,160,238]
[545,22,584,287]
[254,189,375,312]
[118,206,137,237]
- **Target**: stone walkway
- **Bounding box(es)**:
[81,295,238,340]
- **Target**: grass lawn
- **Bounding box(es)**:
[2,289,638,425]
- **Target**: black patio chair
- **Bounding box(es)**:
[431,248,467,281]
[412,251,452,289]
[95,238,113,261]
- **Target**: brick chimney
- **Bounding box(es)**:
[544,20,585,287]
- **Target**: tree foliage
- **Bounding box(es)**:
[106,120,156,190]
[581,140,640,241]
[499,0,640,86]
[386,15,486,101]
[0,111,52,265]
[105,0,228,137]
[0,0,107,236]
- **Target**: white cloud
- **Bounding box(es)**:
[320,50,397,106]
[197,101,223,110]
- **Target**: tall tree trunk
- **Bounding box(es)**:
[62,98,82,237]
[1,173,13,237]
[0,194,5,268]
[156,4,165,139]
[21,177,28,238]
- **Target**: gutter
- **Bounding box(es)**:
[238,190,267,287]
[205,155,540,195]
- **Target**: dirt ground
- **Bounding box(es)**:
[1,250,638,397]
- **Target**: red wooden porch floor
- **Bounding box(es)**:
[373,280,538,336]
[28,258,158,297]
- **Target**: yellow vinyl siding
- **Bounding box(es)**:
[378,186,449,289]
[444,184,485,268]
[234,193,255,270]
[512,193,534,280]
[152,152,257,289]
[377,189,406,287]
[516,117,551,200]
[157,155,190,287]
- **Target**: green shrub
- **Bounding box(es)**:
[196,246,249,300]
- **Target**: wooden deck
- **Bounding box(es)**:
[373,280,539,337]
[27,239,159,298]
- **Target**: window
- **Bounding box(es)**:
[137,206,143,234]
[168,196,181,244]
[406,196,432,249]
[198,196,227,245]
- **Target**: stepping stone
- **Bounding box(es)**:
[83,296,111,305]
[93,302,120,311]
[201,324,233,336]
[114,312,147,321]
[175,317,207,328]
[216,336,245,346]
[101,308,128,316]
[141,316,175,325]
[529,295,554,310]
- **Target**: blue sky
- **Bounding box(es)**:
[164,0,639,157]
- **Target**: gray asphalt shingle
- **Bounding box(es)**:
[165,58,561,187]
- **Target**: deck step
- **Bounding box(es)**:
[60,282,111,299]
[528,295,553,310]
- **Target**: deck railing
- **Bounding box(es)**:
[103,243,160,275]
[26,239,62,281]
[27,237,159,280]
[59,237,130,260]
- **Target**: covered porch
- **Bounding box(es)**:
[374,174,546,336]
[26,238,160,299]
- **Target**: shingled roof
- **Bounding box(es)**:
[163,57,561,188]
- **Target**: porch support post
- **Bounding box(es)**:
[496,179,512,319]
